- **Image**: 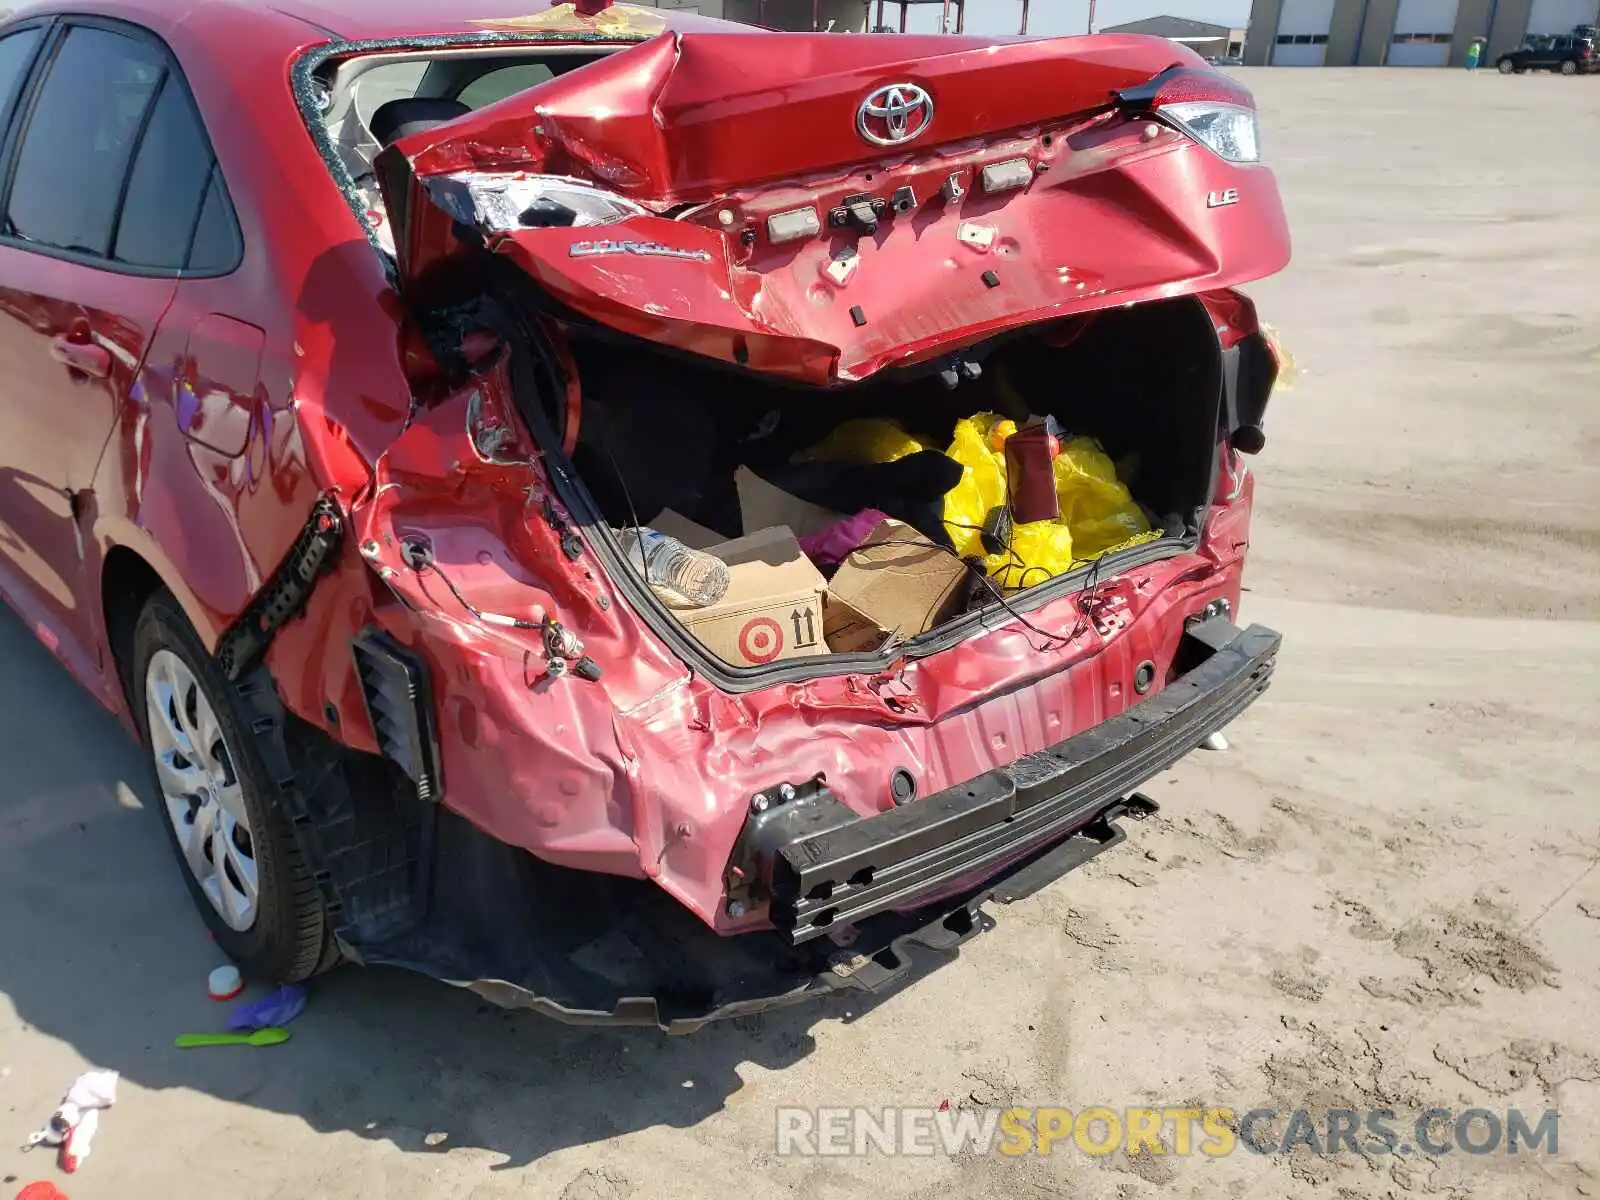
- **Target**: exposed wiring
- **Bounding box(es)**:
[398,538,542,629]
[851,532,1075,655]
[541,318,583,457]
[420,557,543,630]
[602,443,652,582]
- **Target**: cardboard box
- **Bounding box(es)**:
[825,520,970,644]
[822,593,889,654]
[667,527,828,667]
[649,508,723,551]
[735,467,846,539]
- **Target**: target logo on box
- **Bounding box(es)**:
[672,529,829,667]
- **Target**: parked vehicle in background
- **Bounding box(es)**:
[0,0,1289,1030]
[1496,31,1597,73]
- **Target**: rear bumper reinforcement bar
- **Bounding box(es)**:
[754,618,1280,944]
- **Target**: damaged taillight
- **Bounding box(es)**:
[1116,67,1260,164]
[438,172,648,232]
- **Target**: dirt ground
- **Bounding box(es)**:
[2,69,1597,1200]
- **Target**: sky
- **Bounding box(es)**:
[884,0,1251,36]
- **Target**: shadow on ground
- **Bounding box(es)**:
[0,605,901,1170]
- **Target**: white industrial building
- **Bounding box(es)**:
[1245,0,1597,65]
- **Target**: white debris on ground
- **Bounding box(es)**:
[24,1069,118,1174]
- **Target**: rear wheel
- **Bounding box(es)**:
[1559,58,1578,74]
[1497,57,1515,72]
[134,590,330,981]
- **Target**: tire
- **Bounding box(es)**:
[133,589,330,981]
[1497,58,1515,73]
[1559,59,1577,74]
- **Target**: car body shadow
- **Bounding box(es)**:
[0,604,908,1170]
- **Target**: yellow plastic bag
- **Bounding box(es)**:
[942,413,1010,558]
[1260,323,1297,391]
[948,421,1153,581]
[983,520,1075,589]
[1053,437,1151,559]
[795,418,927,465]
[802,411,1157,587]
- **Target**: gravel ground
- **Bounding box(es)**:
[1,68,1597,1200]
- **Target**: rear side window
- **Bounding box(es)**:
[113,74,215,268]
[456,63,554,109]
[0,28,42,121]
[5,27,163,256]
[186,169,241,272]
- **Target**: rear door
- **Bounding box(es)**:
[1532,36,1563,66]
[0,18,201,673]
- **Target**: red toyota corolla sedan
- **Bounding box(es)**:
[0,0,1288,1029]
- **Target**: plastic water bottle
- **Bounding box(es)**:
[616,527,730,607]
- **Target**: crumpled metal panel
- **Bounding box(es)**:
[394,33,1207,202]
[336,359,1256,931]
[380,33,1290,382]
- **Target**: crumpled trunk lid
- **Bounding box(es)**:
[377,31,1290,383]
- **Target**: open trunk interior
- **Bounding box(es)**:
[523,294,1224,669]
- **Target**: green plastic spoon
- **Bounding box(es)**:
[173,1027,291,1049]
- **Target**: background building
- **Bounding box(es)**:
[1100,15,1248,56]
[1244,0,1598,65]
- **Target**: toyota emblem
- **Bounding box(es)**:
[856,83,934,147]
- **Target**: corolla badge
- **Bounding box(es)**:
[569,240,712,261]
[856,83,934,147]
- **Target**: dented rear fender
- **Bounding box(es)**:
[308,361,1257,930]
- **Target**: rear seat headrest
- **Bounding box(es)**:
[369,98,472,148]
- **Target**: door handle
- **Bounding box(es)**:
[50,336,111,379]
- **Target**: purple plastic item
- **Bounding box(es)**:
[799,509,889,569]
[225,984,308,1032]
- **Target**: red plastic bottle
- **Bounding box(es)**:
[1004,418,1062,524]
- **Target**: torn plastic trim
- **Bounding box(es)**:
[417,886,995,1033]
[400,794,1160,1033]
[290,31,655,272]
[233,663,435,957]
[215,496,345,681]
[351,628,444,805]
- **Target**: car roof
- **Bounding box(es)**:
[267,0,749,40]
[3,0,748,48]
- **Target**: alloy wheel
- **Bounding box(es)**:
[145,649,258,931]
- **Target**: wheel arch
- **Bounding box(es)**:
[96,532,228,715]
